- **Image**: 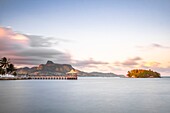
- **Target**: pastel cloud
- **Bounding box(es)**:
[71,58,110,72]
[0,26,108,71]
[137,43,170,50]
[114,57,142,67]
[151,43,170,49]
[0,26,72,67]
[0,27,29,52]
[23,34,69,47]
[73,58,108,67]
[114,57,164,69]
[142,61,161,68]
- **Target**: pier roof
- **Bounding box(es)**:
[67,69,77,74]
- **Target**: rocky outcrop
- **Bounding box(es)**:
[17,61,73,75]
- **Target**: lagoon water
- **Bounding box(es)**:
[0,77,170,113]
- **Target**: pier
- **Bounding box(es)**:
[0,69,78,80]
[28,75,77,80]
[0,75,77,80]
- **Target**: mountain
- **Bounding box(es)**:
[17,60,73,76]
[17,60,125,77]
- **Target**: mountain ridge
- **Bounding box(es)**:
[17,60,125,77]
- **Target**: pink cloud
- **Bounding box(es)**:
[114,57,142,67]
[0,27,29,52]
[0,26,72,67]
[136,43,170,50]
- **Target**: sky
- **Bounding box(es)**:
[0,0,170,75]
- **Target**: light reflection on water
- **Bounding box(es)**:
[0,77,170,113]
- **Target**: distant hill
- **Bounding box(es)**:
[77,71,125,77]
[17,60,125,77]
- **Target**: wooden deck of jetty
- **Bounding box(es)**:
[0,75,77,80]
[29,75,77,80]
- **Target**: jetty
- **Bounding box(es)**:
[0,75,77,80]
[0,69,78,80]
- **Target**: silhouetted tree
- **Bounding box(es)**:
[0,57,17,75]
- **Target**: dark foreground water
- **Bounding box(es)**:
[0,77,170,113]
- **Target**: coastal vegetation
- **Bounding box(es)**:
[0,57,17,76]
[127,69,161,78]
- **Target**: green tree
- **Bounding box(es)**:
[127,69,161,78]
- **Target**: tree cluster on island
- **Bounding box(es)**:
[0,57,17,76]
[127,69,161,78]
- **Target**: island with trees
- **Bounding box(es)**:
[127,69,161,78]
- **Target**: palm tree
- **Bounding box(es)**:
[0,57,17,76]
[7,63,16,74]
[0,57,10,75]
[0,66,2,75]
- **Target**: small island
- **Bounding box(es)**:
[127,69,161,78]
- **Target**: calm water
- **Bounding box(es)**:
[0,77,170,113]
